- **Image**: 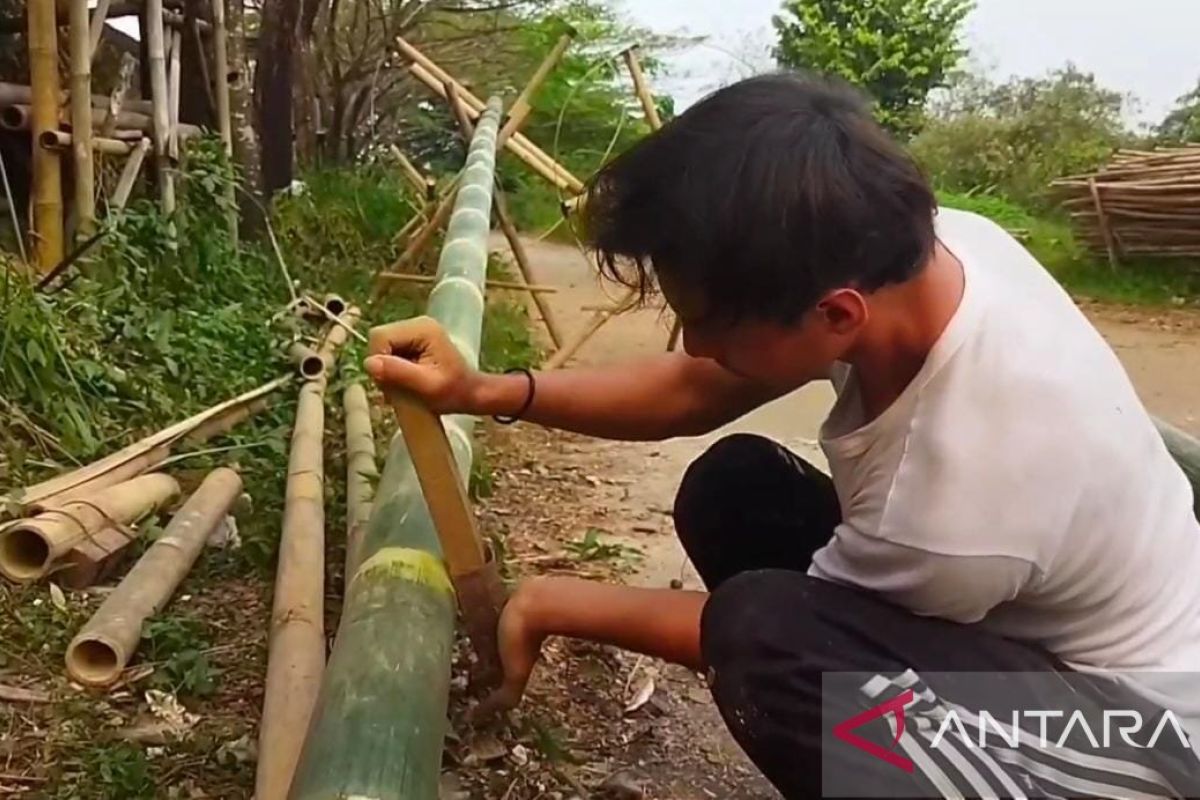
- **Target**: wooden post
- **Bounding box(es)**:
[68,0,96,237]
[210,0,238,245]
[145,0,175,214]
[28,0,64,270]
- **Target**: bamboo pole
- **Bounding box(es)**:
[40,130,136,156]
[288,99,506,800]
[28,0,64,271]
[112,138,151,210]
[388,145,430,196]
[0,102,199,137]
[211,0,237,245]
[0,474,180,582]
[496,31,574,147]
[68,0,96,237]
[64,468,242,686]
[168,29,182,162]
[343,383,377,578]
[256,375,328,800]
[288,342,326,381]
[88,0,113,58]
[623,45,662,129]
[492,190,564,348]
[145,0,175,214]
[378,271,557,294]
[0,81,154,115]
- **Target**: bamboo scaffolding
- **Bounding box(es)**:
[1051,146,1200,261]
[28,0,64,271]
[69,0,96,237]
[342,383,377,578]
[64,468,242,686]
[288,99,506,800]
[0,474,180,582]
[145,0,175,214]
[211,0,237,244]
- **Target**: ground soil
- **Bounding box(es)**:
[450,235,1200,799]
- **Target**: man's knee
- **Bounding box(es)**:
[673,433,788,538]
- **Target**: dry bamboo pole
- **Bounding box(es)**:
[0,81,155,115]
[112,138,151,210]
[28,0,64,271]
[64,468,242,686]
[68,0,96,237]
[88,0,113,58]
[40,130,135,156]
[343,383,377,578]
[256,374,328,800]
[288,98,506,800]
[493,188,564,348]
[145,0,175,214]
[389,145,430,196]
[168,29,182,162]
[23,445,172,516]
[8,376,291,512]
[496,31,574,146]
[289,342,326,380]
[0,102,199,137]
[211,0,237,245]
[0,474,181,582]
[545,289,638,369]
[623,45,662,129]
[379,271,557,293]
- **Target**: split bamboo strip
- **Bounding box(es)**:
[28,0,64,271]
[378,271,557,293]
[288,98,505,800]
[342,384,377,578]
[69,0,96,237]
[211,0,237,244]
[256,371,328,800]
[64,468,242,686]
[0,474,180,582]
[40,130,135,156]
[145,0,175,214]
[112,138,151,210]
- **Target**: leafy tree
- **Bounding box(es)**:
[1157,79,1200,143]
[772,0,974,136]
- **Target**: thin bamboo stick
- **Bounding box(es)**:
[145,0,175,214]
[211,0,237,245]
[0,474,180,582]
[623,45,662,129]
[168,29,182,162]
[64,468,243,686]
[69,0,96,237]
[492,190,564,348]
[343,383,377,578]
[388,144,429,196]
[546,287,638,369]
[28,0,64,271]
[112,138,151,210]
[378,271,557,293]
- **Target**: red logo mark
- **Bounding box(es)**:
[832,688,915,773]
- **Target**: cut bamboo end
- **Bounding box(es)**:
[288,342,326,381]
[64,634,122,685]
[0,524,54,581]
[0,104,27,129]
[323,293,347,317]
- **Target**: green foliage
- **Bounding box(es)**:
[913,66,1130,207]
[66,743,156,800]
[772,0,973,137]
[1157,78,1200,143]
[142,616,220,697]
[565,527,642,564]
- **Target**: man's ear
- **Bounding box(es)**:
[815,289,869,334]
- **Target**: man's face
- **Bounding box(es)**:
[659,271,863,389]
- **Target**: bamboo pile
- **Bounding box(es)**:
[1051,145,1200,264]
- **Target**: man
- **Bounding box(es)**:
[366,74,1200,797]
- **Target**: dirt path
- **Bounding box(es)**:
[470,235,1200,798]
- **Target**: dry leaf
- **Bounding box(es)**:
[623,676,655,715]
[145,690,199,738]
[48,583,67,613]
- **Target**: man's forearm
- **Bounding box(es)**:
[473,353,781,441]
[515,577,707,670]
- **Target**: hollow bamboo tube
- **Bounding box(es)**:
[288,342,325,381]
[11,376,291,510]
[0,101,198,137]
[378,271,557,293]
[168,29,182,161]
[322,294,347,317]
[0,82,155,115]
[211,0,237,244]
[28,0,64,271]
[112,138,151,210]
[256,376,328,800]
[0,474,181,583]
[69,0,96,237]
[145,0,175,213]
[496,31,573,147]
[343,383,377,578]
[64,468,242,686]
[88,0,113,58]
[493,190,564,347]
[288,98,505,800]
[316,306,361,370]
[40,130,135,156]
[623,45,662,129]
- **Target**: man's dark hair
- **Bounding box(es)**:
[582,72,937,325]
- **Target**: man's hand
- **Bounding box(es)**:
[473,580,548,719]
[365,316,483,415]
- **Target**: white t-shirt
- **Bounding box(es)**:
[809,208,1200,726]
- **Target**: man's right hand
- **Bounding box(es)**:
[365,316,482,415]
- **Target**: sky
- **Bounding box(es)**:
[622,0,1200,127]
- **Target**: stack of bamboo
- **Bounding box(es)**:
[1051,145,1200,264]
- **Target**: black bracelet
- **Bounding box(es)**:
[493,367,535,424]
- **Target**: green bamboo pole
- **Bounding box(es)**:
[288,97,502,800]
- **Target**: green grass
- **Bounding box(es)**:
[938,191,1200,306]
